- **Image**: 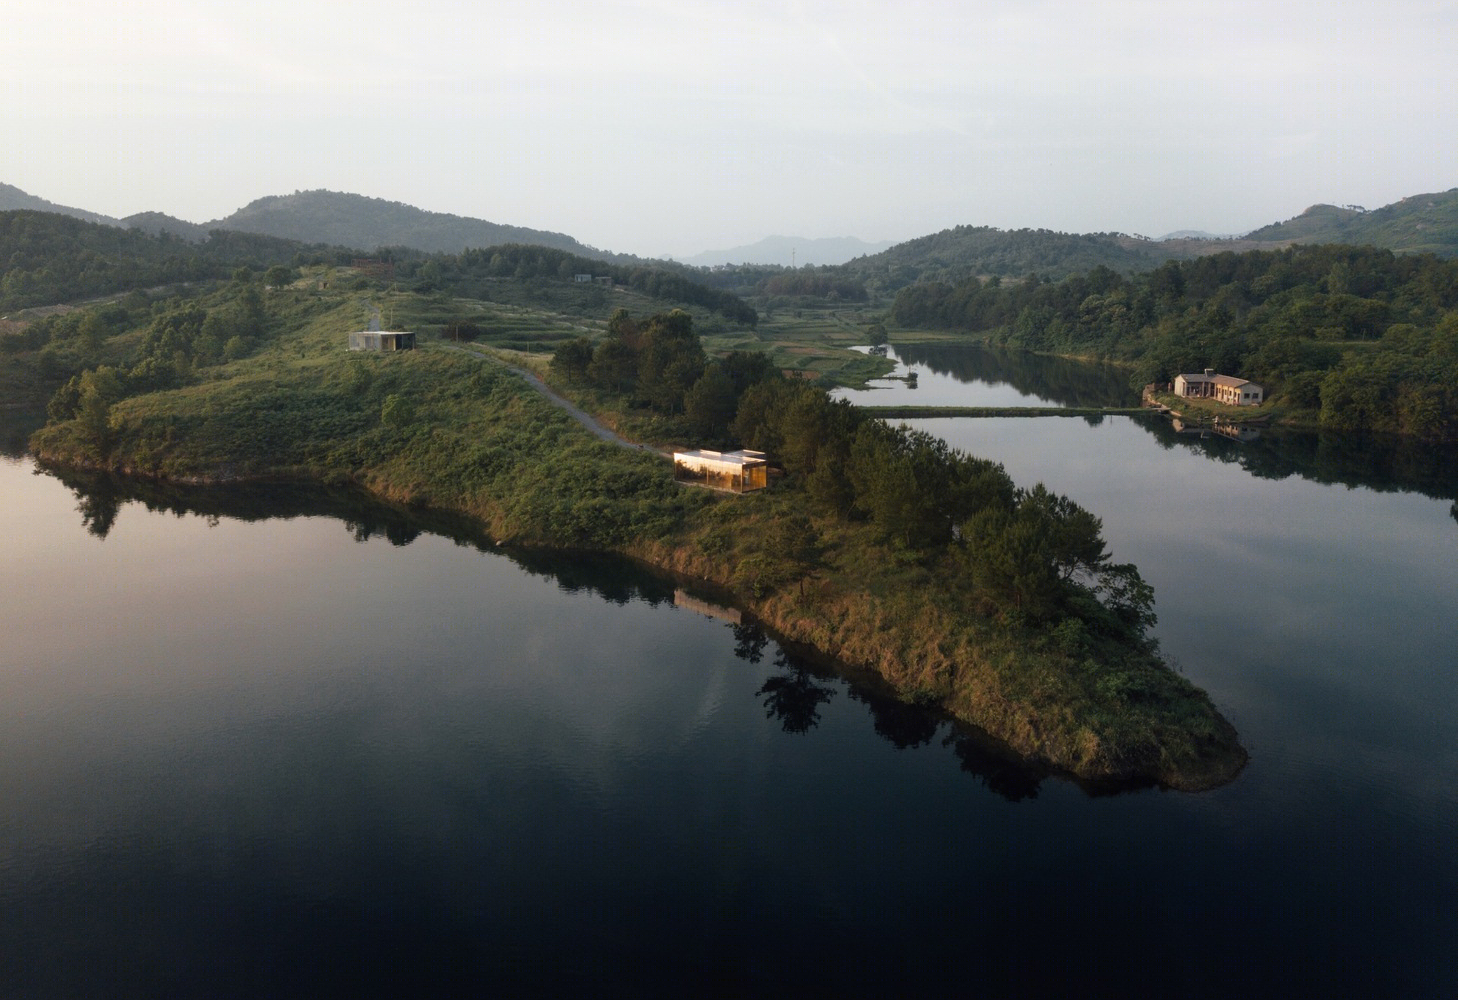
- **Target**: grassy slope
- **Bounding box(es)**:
[1243,190,1458,256]
[27,288,1245,790]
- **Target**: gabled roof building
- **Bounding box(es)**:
[1173,369,1263,406]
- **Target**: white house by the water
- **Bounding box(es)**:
[1173,369,1263,406]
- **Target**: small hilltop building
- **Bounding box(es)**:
[673,449,768,493]
[348,331,415,352]
[1173,369,1263,406]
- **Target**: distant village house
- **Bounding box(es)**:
[1173,369,1263,406]
[673,449,768,493]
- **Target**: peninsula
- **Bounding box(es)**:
[15,268,1246,791]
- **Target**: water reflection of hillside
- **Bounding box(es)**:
[0,410,45,460]
[893,342,1139,408]
[39,465,495,550]
[1133,418,1458,505]
[40,464,1058,801]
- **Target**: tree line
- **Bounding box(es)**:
[730,377,1154,638]
[0,211,759,328]
[552,310,1156,641]
[550,308,776,437]
[396,245,759,326]
[675,226,1177,305]
[891,244,1458,441]
[40,271,282,458]
[0,210,338,312]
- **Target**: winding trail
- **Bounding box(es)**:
[439,345,672,458]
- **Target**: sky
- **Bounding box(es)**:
[3,0,1456,258]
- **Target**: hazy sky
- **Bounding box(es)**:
[4,0,1455,258]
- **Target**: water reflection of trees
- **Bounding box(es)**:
[756,650,837,734]
[891,343,1139,408]
[731,623,838,733]
[510,548,676,607]
[73,473,123,539]
[942,730,1044,802]
[728,619,1050,800]
[0,411,45,460]
[41,464,490,547]
[731,621,769,664]
[1134,417,1458,504]
[46,464,1147,800]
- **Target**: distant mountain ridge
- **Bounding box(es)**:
[1156,229,1242,241]
[121,211,211,242]
[207,190,631,262]
[680,234,895,267]
[846,189,1456,284]
[0,182,120,228]
[5,182,1456,280]
[0,184,636,263]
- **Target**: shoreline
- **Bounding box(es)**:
[29,444,1249,793]
[20,312,1248,794]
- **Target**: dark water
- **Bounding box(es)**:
[831,342,1139,408]
[3,354,1457,996]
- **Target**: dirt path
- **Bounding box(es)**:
[440,345,671,458]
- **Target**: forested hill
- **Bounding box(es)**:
[0,210,757,326]
[1242,189,1458,257]
[405,244,759,326]
[211,190,636,263]
[693,227,1177,303]
[836,189,1458,291]
[0,182,121,228]
[842,226,1173,288]
[122,211,211,242]
[0,211,338,312]
[892,244,1458,441]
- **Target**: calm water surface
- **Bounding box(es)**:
[2,356,1456,996]
[830,342,1138,408]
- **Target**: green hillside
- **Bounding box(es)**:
[891,243,1458,441]
[687,226,1177,307]
[0,211,337,312]
[1245,189,1458,256]
[0,210,757,335]
[843,225,1172,290]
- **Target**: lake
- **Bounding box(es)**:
[830,342,1139,408]
[2,349,1455,997]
